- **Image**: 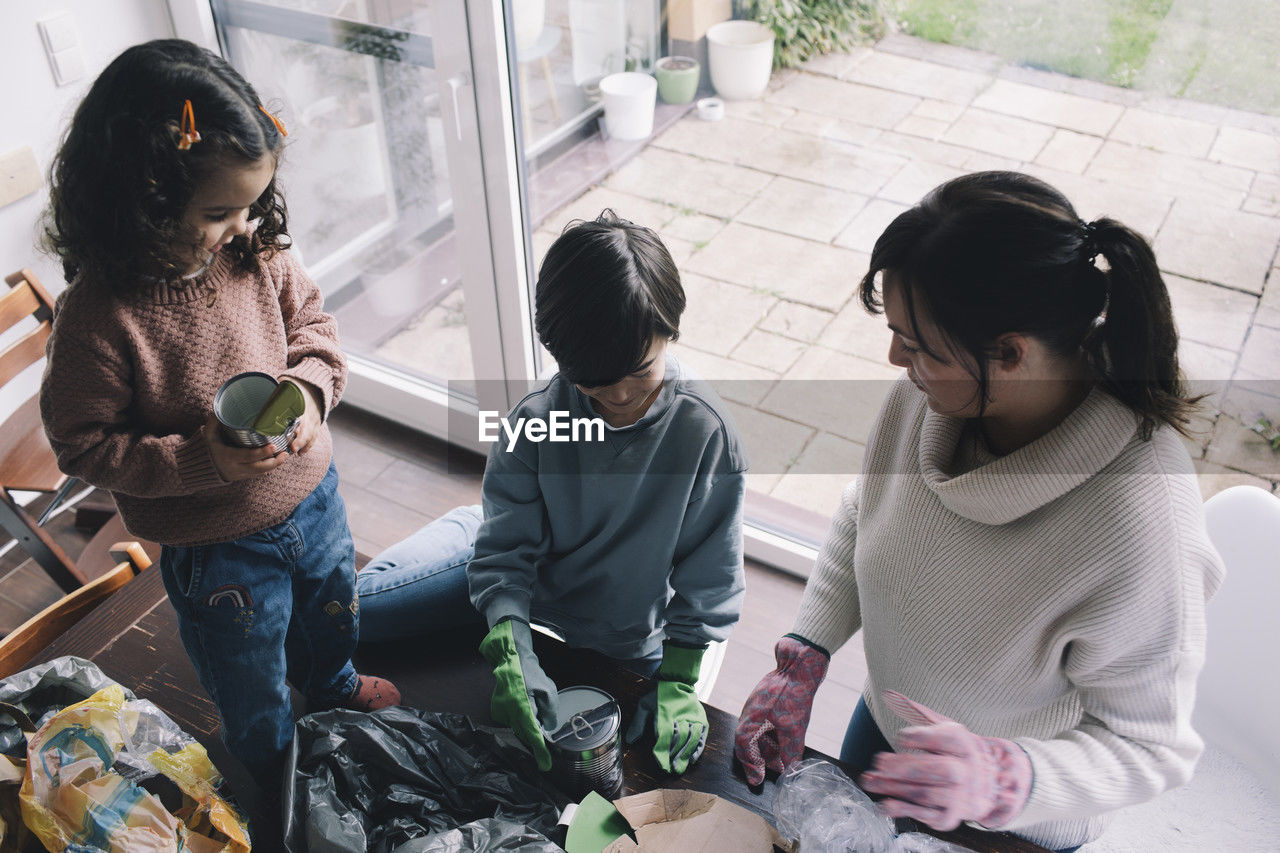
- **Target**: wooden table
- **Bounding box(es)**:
[29,567,1048,853]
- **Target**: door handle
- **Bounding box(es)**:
[447,71,471,141]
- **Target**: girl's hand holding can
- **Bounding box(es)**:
[204,415,289,481]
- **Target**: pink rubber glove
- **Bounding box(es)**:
[733,635,830,785]
[859,690,1033,831]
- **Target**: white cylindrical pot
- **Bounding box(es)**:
[300,95,387,202]
[512,0,546,52]
[706,20,775,100]
[599,72,657,140]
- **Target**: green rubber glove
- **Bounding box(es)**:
[625,642,707,774]
[479,618,561,771]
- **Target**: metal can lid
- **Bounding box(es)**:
[545,686,619,750]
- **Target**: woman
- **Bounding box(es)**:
[734,171,1224,852]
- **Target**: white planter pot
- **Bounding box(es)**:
[300,95,387,201]
[512,0,546,52]
[706,20,775,100]
[599,72,657,140]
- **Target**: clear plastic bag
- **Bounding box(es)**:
[0,655,124,758]
[895,833,975,852]
[774,759,970,853]
[19,684,251,853]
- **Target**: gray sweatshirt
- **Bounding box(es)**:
[467,357,747,659]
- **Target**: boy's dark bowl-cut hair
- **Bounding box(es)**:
[535,210,685,388]
[44,39,289,290]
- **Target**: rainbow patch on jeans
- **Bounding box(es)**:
[205,585,253,609]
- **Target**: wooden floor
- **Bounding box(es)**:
[0,406,868,757]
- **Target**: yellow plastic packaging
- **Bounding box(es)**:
[19,685,250,852]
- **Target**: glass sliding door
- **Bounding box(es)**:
[187,0,834,569]
[204,0,529,445]
[503,0,829,570]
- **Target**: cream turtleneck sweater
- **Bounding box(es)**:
[793,376,1224,849]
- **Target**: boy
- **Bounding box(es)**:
[356,210,747,774]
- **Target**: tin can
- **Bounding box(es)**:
[544,686,623,800]
[213,372,298,452]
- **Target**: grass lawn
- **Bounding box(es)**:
[887,0,1280,115]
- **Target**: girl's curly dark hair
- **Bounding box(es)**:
[43,39,289,291]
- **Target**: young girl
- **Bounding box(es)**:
[39,39,399,789]
[734,172,1224,852]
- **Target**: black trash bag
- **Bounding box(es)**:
[386,817,561,853]
[286,707,565,853]
[0,656,129,758]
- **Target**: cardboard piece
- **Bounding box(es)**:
[603,789,795,853]
[667,0,731,42]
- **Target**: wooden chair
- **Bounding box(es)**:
[0,540,152,679]
[0,268,86,593]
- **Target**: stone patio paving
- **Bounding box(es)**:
[530,32,1280,520]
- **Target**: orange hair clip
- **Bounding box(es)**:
[259,104,288,136]
[176,99,201,150]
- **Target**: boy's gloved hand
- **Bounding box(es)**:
[733,634,830,785]
[859,690,1033,831]
[479,617,560,771]
[625,642,707,774]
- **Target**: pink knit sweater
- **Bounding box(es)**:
[40,249,345,546]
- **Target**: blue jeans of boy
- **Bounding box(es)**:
[355,505,663,676]
[356,504,486,642]
[159,461,359,783]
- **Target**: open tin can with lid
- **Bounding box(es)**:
[213,371,300,452]
[544,685,623,800]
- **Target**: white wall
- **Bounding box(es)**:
[0,1,176,421]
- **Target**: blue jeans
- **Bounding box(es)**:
[356,505,664,677]
[159,462,359,782]
[356,504,486,642]
[840,697,1081,853]
[840,695,892,775]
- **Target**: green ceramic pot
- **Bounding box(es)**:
[655,56,701,105]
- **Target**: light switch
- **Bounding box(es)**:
[38,12,79,53]
[37,12,84,87]
[49,47,86,86]
[0,147,43,209]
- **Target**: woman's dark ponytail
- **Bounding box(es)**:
[1090,217,1199,439]
[861,171,1203,441]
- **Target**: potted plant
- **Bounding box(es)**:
[654,55,701,104]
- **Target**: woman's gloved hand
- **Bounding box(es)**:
[479,617,560,770]
[625,642,707,774]
[859,690,1033,831]
[733,634,830,785]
